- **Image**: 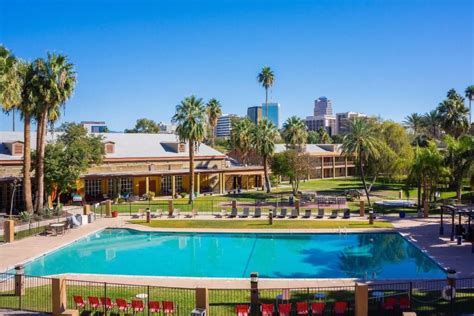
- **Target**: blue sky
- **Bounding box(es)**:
[0,0,472,131]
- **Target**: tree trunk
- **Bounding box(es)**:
[23,112,33,213]
[263,154,271,193]
[358,152,371,207]
[417,180,421,211]
[265,88,268,118]
[456,178,462,200]
[35,111,48,212]
[188,141,195,204]
[211,124,215,147]
[12,109,15,132]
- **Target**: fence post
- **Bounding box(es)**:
[105,200,112,217]
[354,283,368,316]
[51,277,67,316]
[3,220,15,243]
[129,202,132,216]
[195,287,209,313]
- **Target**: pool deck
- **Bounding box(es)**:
[1,213,473,288]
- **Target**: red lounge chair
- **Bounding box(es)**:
[383,297,397,311]
[88,296,100,310]
[399,296,410,310]
[100,297,114,310]
[261,303,274,316]
[333,301,348,315]
[311,302,326,315]
[235,304,250,316]
[73,295,85,309]
[116,298,130,312]
[163,301,176,314]
[149,301,161,313]
[132,300,145,312]
[296,302,309,315]
[278,303,292,316]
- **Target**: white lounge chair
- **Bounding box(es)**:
[239,207,250,218]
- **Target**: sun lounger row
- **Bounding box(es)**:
[236,301,349,316]
[73,295,177,314]
[215,208,353,219]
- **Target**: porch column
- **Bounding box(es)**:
[345,157,348,177]
[332,156,336,178]
[171,175,176,198]
[321,157,324,179]
[145,176,150,193]
[196,173,200,195]
[219,173,224,194]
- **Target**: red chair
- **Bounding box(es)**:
[235,304,250,316]
[131,300,145,312]
[383,297,397,311]
[73,295,85,309]
[100,297,114,310]
[296,302,309,315]
[149,301,161,313]
[261,303,274,316]
[116,298,130,312]
[278,303,292,316]
[399,296,411,310]
[163,301,176,314]
[333,301,348,315]
[88,296,100,310]
[311,302,326,315]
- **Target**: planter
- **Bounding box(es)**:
[112,211,118,218]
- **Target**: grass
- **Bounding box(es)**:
[0,225,45,243]
[128,219,393,229]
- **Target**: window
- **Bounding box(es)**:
[161,176,183,194]
[120,178,132,194]
[175,176,183,192]
[108,177,132,196]
[13,143,23,155]
[104,142,115,154]
[85,179,102,197]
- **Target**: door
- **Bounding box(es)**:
[149,180,156,193]
[138,181,146,196]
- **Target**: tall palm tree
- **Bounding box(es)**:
[33,53,76,212]
[282,116,308,150]
[465,85,474,125]
[403,113,424,135]
[251,118,278,193]
[342,118,381,206]
[422,110,440,139]
[205,98,222,147]
[230,118,254,164]
[172,95,206,203]
[444,135,474,200]
[257,66,275,118]
[0,46,17,131]
[437,89,469,139]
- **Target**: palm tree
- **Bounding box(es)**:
[230,118,254,164]
[317,127,332,144]
[251,118,278,193]
[205,98,222,147]
[341,118,381,206]
[282,116,308,150]
[465,85,474,125]
[33,53,76,212]
[403,113,424,135]
[172,96,206,203]
[437,89,469,139]
[257,66,275,118]
[422,110,440,139]
[0,46,17,131]
[444,135,474,200]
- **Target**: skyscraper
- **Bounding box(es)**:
[336,112,367,135]
[314,97,333,116]
[247,106,262,125]
[247,103,280,127]
[215,114,237,138]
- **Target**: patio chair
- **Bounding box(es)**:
[329,209,338,219]
[301,209,312,219]
[253,207,262,218]
[382,297,397,311]
[235,304,250,316]
[278,208,287,218]
[162,301,176,314]
[151,209,163,218]
[333,301,348,315]
[116,298,130,312]
[342,208,351,219]
[149,301,161,313]
[316,208,325,219]
[311,302,326,315]
[185,209,198,218]
[73,295,86,310]
[131,209,145,219]
[288,208,299,219]
[239,207,250,218]
[131,300,145,313]
[296,302,309,315]
[100,297,114,311]
[261,303,274,316]
[168,208,181,218]
[228,208,238,218]
[399,296,410,310]
[278,303,292,316]
[88,296,101,310]
[214,209,227,218]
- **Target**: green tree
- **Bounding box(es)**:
[317,127,332,144]
[205,98,222,147]
[257,66,275,119]
[403,113,424,135]
[307,131,320,144]
[0,46,18,131]
[125,118,160,133]
[465,85,474,125]
[444,135,474,200]
[251,118,278,193]
[230,118,254,164]
[32,53,76,212]
[437,89,469,139]
[271,150,310,195]
[422,110,440,139]
[172,96,206,203]
[342,118,381,206]
[281,116,307,150]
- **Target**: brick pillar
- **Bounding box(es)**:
[359,200,365,217]
[232,200,237,209]
[399,190,403,199]
[295,199,300,213]
[105,200,112,217]
[355,283,368,316]
[195,288,209,312]
[168,200,174,217]
[83,204,90,215]
[52,277,67,316]
[3,220,15,243]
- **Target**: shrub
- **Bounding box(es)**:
[146,191,155,201]
[18,211,32,223]
[180,192,187,198]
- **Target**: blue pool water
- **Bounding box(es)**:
[24,229,445,279]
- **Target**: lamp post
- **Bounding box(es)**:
[250,272,259,310]
[446,269,456,316]
[14,265,25,296]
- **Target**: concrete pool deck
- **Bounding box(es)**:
[1,214,472,288]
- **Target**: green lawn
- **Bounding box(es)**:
[129,219,393,229]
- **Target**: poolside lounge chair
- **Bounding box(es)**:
[162,301,176,314]
[239,207,250,218]
[253,207,262,218]
[333,301,348,315]
[383,297,397,311]
[288,208,299,219]
[342,209,350,219]
[399,296,410,310]
[296,302,309,315]
[278,303,292,316]
[311,302,325,315]
[168,208,181,218]
[88,296,101,310]
[277,208,287,218]
[261,304,274,316]
[149,301,161,314]
[73,295,86,310]
[151,209,163,218]
[236,304,250,316]
[132,300,144,312]
[185,209,198,218]
[100,297,114,311]
[316,208,325,219]
[228,208,238,218]
[131,209,145,219]
[116,298,130,312]
[329,209,338,219]
[301,209,312,219]
[214,209,227,218]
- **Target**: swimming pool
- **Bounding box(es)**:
[24,229,445,279]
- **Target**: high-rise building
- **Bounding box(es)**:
[261,102,280,128]
[336,112,367,135]
[314,97,333,116]
[247,106,262,125]
[215,114,237,138]
[305,115,337,135]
